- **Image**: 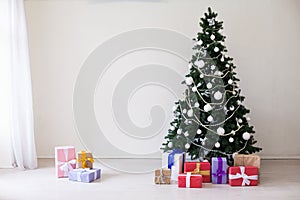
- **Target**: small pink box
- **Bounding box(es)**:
[55,146,76,178]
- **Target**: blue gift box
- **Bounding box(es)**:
[211,157,227,184]
[68,168,101,183]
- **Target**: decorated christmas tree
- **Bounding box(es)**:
[161,7,262,166]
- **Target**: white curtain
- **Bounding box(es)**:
[0,0,37,169]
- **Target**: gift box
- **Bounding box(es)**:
[184,162,210,182]
[69,168,101,183]
[154,168,171,184]
[77,151,94,169]
[178,172,202,188]
[228,166,258,186]
[234,154,260,169]
[55,146,76,178]
[211,157,227,184]
[161,149,184,173]
[234,154,261,182]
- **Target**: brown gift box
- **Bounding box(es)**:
[77,151,94,169]
[154,168,171,184]
[234,154,261,169]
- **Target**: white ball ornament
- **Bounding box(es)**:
[233,91,237,95]
[211,65,216,70]
[187,109,193,117]
[207,82,212,89]
[214,91,223,100]
[197,129,202,134]
[182,109,187,114]
[242,132,251,140]
[228,79,233,84]
[194,102,199,108]
[238,119,243,123]
[204,104,212,112]
[195,60,205,68]
[208,18,215,26]
[207,115,213,122]
[229,137,234,143]
[220,57,224,62]
[215,142,220,148]
[185,77,193,85]
[217,127,225,135]
[226,64,230,68]
[214,47,219,52]
[170,126,175,131]
[200,74,204,78]
[230,106,235,111]
[185,143,190,149]
[177,129,182,134]
[184,131,189,137]
[167,142,173,148]
[197,40,203,45]
[192,86,197,92]
[172,105,178,111]
[210,34,215,40]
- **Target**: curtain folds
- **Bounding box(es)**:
[9,0,37,169]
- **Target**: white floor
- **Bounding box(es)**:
[0,159,299,200]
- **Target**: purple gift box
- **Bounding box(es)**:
[211,157,227,184]
[68,168,101,183]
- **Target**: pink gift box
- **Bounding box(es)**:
[55,146,76,178]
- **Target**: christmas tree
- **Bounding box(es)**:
[161,7,262,166]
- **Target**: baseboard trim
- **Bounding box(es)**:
[37,156,300,160]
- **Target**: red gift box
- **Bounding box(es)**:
[178,172,202,188]
[184,162,210,182]
[228,166,258,186]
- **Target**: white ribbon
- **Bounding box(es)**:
[72,169,86,181]
[229,166,258,186]
[64,149,68,162]
[186,172,191,188]
[60,161,77,176]
[76,170,83,181]
[171,166,178,181]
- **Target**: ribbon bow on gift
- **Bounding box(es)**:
[212,169,226,177]
[229,166,258,186]
[77,151,94,168]
[59,160,76,175]
[192,163,210,175]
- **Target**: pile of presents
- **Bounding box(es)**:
[55,146,101,183]
[155,150,260,188]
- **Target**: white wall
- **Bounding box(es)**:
[24,0,300,158]
[0,0,14,167]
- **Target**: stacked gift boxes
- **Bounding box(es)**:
[55,146,101,183]
[155,150,260,188]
